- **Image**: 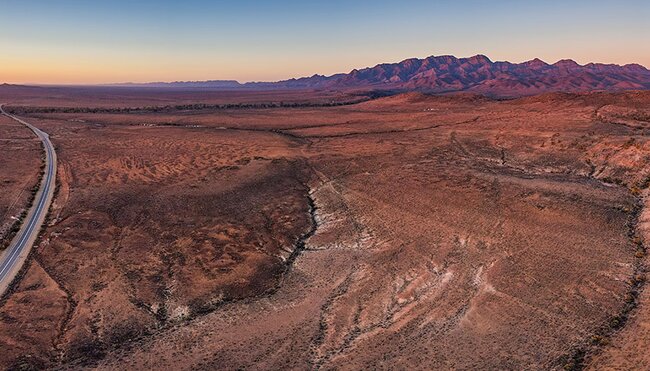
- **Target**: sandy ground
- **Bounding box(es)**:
[0,91,649,369]
[0,114,41,249]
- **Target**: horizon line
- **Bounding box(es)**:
[3,53,648,86]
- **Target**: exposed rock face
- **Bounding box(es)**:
[92,55,650,97]
[274,54,650,96]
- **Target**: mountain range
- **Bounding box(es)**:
[113,55,650,97]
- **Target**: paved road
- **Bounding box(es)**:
[0,104,57,295]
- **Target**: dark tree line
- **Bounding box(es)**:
[5,98,372,115]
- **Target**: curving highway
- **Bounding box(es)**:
[0,104,57,295]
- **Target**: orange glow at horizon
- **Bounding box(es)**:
[1,0,648,85]
[2,49,649,85]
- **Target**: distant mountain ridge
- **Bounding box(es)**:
[111,55,650,97]
[110,80,242,88]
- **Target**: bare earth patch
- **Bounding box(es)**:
[0,90,649,369]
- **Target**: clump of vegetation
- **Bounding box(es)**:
[590,335,608,346]
[0,151,45,251]
[630,112,650,122]
[5,98,371,116]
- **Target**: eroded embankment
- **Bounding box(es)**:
[561,192,647,370]
[559,116,650,369]
[67,183,319,369]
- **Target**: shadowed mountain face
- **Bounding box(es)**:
[269,55,650,96]
[120,55,650,97]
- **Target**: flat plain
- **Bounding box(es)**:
[0,114,41,250]
[1,87,649,369]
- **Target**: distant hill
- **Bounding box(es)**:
[106,55,650,97]
[108,80,243,88]
[270,55,650,97]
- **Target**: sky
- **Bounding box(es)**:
[0,0,649,84]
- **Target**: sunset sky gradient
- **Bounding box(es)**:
[1,0,649,84]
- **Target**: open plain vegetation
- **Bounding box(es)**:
[1,87,649,369]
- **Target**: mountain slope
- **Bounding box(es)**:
[292,54,650,96]
[101,55,650,97]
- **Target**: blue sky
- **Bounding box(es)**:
[0,0,648,83]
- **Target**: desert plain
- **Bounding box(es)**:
[0,86,649,370]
